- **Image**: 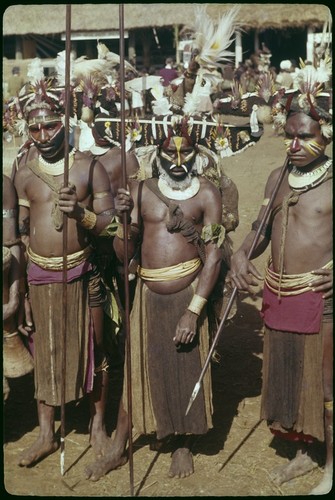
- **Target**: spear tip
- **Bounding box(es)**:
[185,381,201,416]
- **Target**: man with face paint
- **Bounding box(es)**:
[229,67,333,494]
[10,79,123,469]
[85,117,225,481]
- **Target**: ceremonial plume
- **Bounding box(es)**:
[272,57,332,139]
[192,5,240,69]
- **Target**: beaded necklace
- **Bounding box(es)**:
[38,149,76,176]
[288,159,332,191]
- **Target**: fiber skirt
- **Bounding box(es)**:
[123,279,213,439]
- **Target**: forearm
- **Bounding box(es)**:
[4,245,21,319]
[236,230,269,260]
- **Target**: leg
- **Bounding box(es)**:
[168,434,194,479]
[18,400,58,466]
[89,305,110,457]
[85,400,129,481]
[310,320,333,495]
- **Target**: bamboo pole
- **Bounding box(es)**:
[119,4,134,496]
[60,3,71,476]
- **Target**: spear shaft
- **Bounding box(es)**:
[185,156,289,416]
[60,3,71,476]
[119,4,134,496]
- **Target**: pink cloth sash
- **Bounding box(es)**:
[261,282,323,334]
[27,260,92,284]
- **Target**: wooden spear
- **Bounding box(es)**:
[185,156,290,416]
[119,4,134,496]
[60,3,71,476]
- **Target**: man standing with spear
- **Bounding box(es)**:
[227,64,333,495]
[8,38,120,468]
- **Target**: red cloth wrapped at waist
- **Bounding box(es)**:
[27,246,93,284]
[261,281,323,334]
[28,260,92,285]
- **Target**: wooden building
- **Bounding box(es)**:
[3,3,332,82]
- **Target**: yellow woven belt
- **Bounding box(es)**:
[27,245,92,271]
[265,258,333,296]
[138,257,201,282]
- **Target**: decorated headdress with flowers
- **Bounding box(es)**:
[3,57,77,137]
[272,57,332,140]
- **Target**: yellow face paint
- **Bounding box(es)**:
[303,139,324,157]
[284,138,324,157]
[172,137,183,166]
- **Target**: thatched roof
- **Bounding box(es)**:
[3,3,331,35]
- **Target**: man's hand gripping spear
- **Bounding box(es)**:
[185,156,289,416]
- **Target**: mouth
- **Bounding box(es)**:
[289,155,306,163]
[169,164,188,174]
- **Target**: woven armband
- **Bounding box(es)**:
[80,208,97,230]
[18,198,30,208]
[187,294,207,316]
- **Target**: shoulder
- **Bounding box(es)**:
[267,165,286,187]
[199,176,221,196]
[74,149,94,164]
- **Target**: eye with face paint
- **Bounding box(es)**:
[284,137,324,157]
[159,136,196,177]
[28,109,65,161]
[284,113,328,168]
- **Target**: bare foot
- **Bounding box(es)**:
[168,448,194,478]
[309,466,333,495]
[85,448,127,482]
[270,452,317,485]
[90,430,112,458]
[18,436,59,467]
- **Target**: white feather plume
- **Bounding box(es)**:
[297,58,331,95]
[97,41,138,75]
[55,51,76,85]
[193,5,240,69]
[152,97,172,116]
[183,90,202,116]
[26,58,45,85]
[125,75,162,92]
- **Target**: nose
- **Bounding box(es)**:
[290,136,301,153]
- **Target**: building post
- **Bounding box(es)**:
[174,25,180,66]
[235,30,242,68]
[306,27,314,62]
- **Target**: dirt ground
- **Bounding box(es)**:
[2,123,331,497]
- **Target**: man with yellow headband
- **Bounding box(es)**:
[8,69,122,470]
[85,115,225,481]
[229,61,332,494]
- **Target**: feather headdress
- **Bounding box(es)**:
[192,5,240,70]
[272,57,332,139]
[97,41,138,75]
